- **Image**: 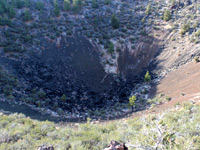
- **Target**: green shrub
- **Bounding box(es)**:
[195,29,200,37]
[61,94,67,102]
[163,9,171,21]
[165,96,171,101]
[37,90,46,99]
[194,56,199,63]
[92,0,99,8]
[105,0,111,5]
[16,0,24,9]
[107,42,114,53]
[8,6,16,18]
[24,0,31,7]
[22,10,32,22]
[3,85,12,96]
[63,0,71,11]
[36,1,44,11]
[0,4,4,15]
[180,23,190,35]
[0,17,12,26]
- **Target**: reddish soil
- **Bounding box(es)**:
[149,60,200,113]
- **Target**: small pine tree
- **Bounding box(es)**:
[63,0,71,11]
[129,95,136,112]
[111,14,119,29]
[145,4,151,15]
[144,71,151,82]
[163,9,171,21]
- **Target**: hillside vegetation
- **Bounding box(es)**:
[0,102,200,149]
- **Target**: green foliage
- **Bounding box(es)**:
[54,0,60,17]
[37,90,46,99]
[16,0,24,9]
[145,4,151,15]
[195,29,200,37]
[73,0,82,13]
[111,14,119,29]
[193,22,198,29]
[36,1,44,11]
[129,95,136,112]
[1,102,200,149]
[63,0,71,11]
[180,23,190,35]
[105,0,111,5]
[61,94,67,102]
[92,0,99,8]
[8,6,16,18]
[0,4,5,15]
[0,66,18,96]
[163,9,171,21]
[144,71,151,82]
[0,17,12,26]
[22,10,32,22]
[24,0,31,7]
[23,34,32,42]
[194,56,199,63]
[3,85,12,96]
[107,42,114,53]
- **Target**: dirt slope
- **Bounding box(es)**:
[149,60,200,113]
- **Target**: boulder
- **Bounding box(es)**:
[104,140,128,150]
[37,145,54,150]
